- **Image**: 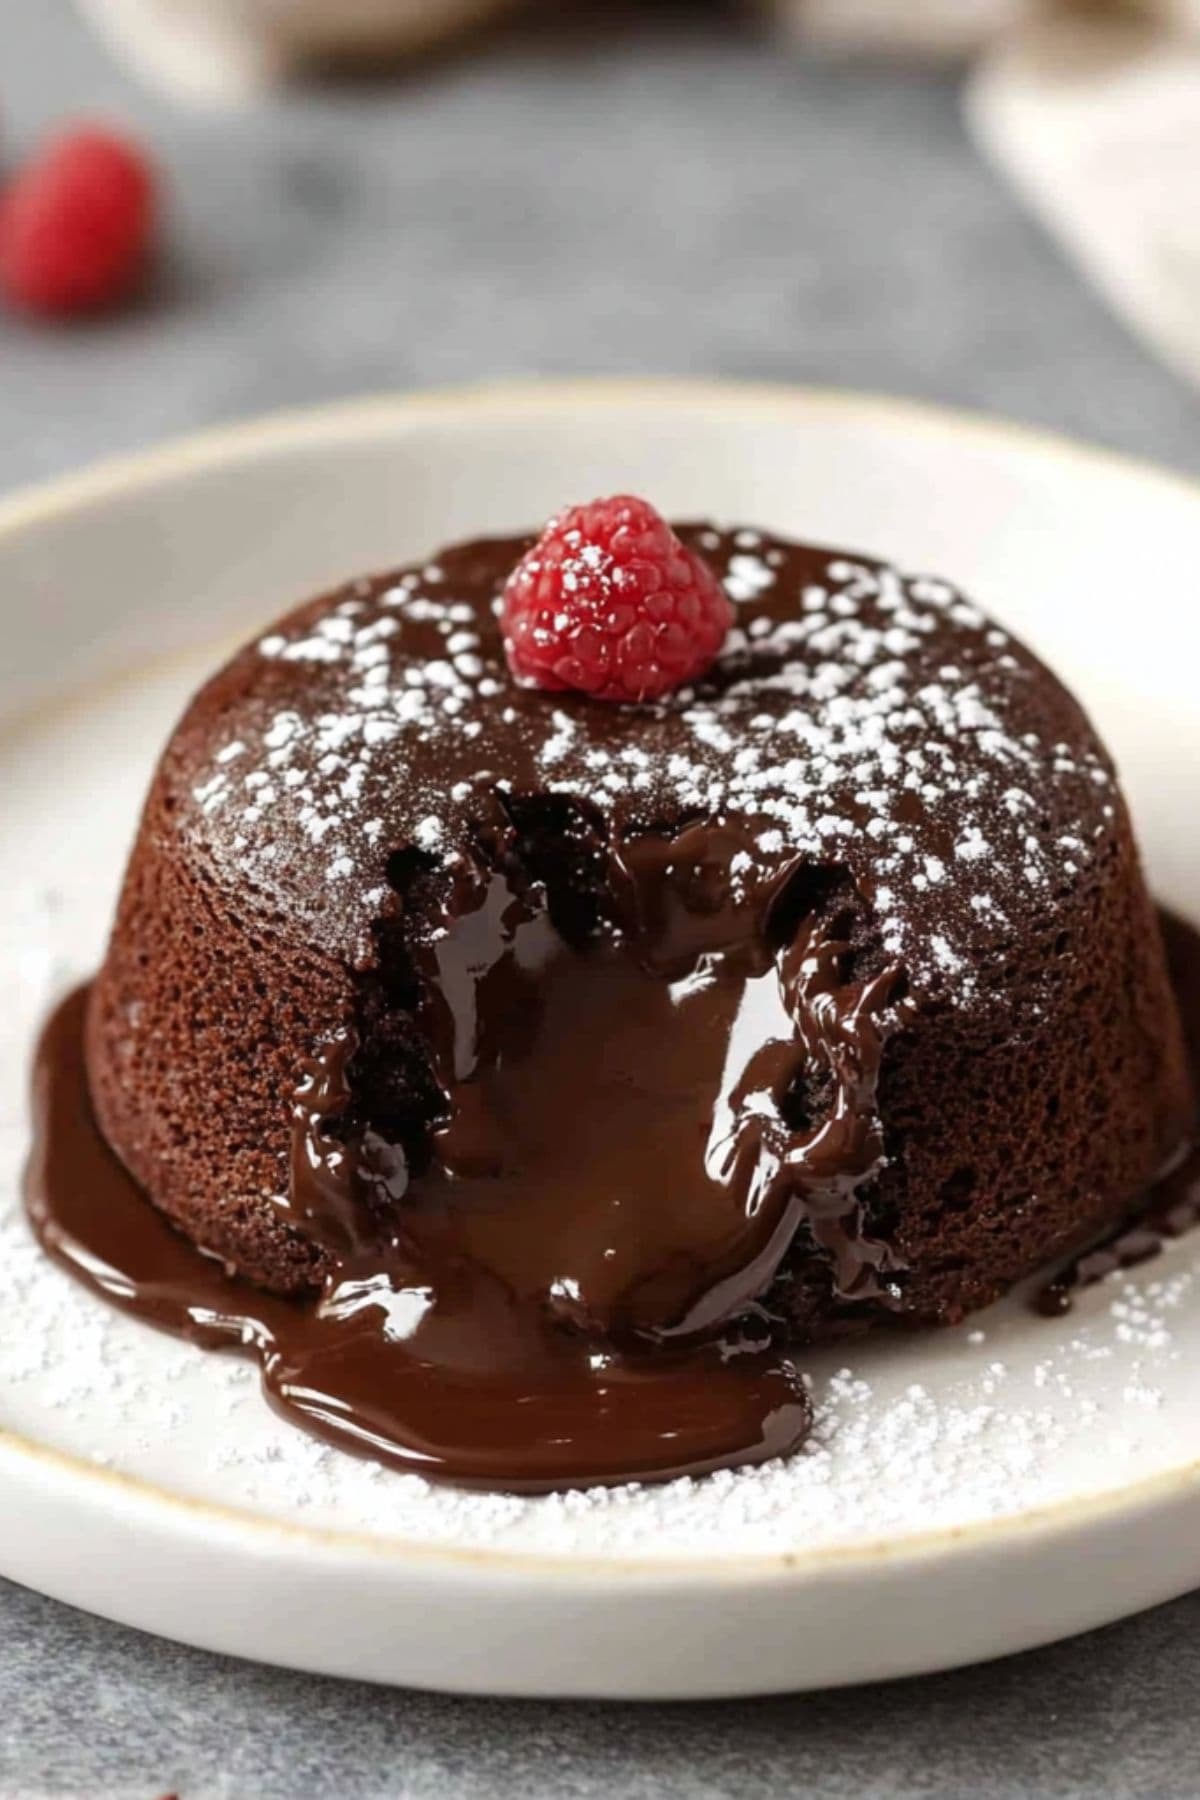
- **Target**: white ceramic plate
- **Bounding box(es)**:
[2,380,1199,1700]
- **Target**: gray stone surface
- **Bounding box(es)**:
[5,1575,1200,1799]
[3,3,1200,1796]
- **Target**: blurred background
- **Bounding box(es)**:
[0,0,1198,492]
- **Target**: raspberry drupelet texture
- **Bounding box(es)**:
[0,125,156,317]
[501,495,734,702]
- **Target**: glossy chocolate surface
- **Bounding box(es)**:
[29,974,817,1487]
[29,803,909,1490]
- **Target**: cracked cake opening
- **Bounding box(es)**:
[318,818,908,1349]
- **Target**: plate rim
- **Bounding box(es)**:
[3,373,1200,544]
[5,373,1200,1586]
[3,1415,1200,1584]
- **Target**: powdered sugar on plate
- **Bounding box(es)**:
[2,642,1198,1560]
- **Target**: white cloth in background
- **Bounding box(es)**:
[967,16,1200,390]
[766,1,1200,391]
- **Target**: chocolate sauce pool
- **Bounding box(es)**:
[23,903,1200,1491]
[27,814,912,1494]
[28,987,814,1489]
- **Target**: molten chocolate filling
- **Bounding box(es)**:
[26,802,1199,1489]
[26,823,912,1491]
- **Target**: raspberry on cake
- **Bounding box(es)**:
[501,494,733,701]
[29,502,1194,1491]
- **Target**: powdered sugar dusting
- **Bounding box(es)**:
[192,533,1115,1010]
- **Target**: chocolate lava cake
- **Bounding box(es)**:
[83,503,1192,1370]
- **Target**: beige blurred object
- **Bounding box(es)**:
[78,0,524,102]
[1149,0,1200,27]
[765,0,1200,57]
[771,0,1033,58]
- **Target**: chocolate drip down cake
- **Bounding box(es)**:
[30,495,1194,1490]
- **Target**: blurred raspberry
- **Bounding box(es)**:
[0,125,156,317]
